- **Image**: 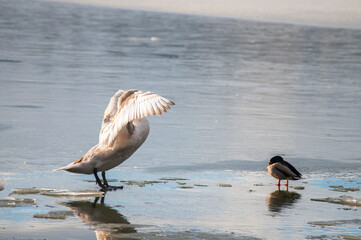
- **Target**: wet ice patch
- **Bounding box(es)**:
[109,231,260,240]
[308,219,361,226]
[218,183,232,187]
[33,210,74,219]
[159,177,189,181]
[194,184,208,187]
[120,180,168,187]
[0,197,35,207]
[178,186,194,189]
[338,235,361,240]
[311,195,361,207]
[329,185,360,192]
[90,223,151,232]
[10,187,54,195]
[41,190,104,199]
[10,188,104,199]
[84,179,118,183]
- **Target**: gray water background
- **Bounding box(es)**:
[1,0,361,175]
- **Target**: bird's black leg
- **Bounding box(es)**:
[101,171,123,190]
[93,197,100,207]
[92,196,105,207]
[93,168,106,190]
[102,171,109,187]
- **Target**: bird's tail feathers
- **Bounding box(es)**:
[52,166,67,172]
[292,176,303,180]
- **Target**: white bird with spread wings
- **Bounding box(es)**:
[53,89,175,190]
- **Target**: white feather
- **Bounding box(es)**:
[98,89,175,147]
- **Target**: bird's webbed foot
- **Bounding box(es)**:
[101,171,123,191]
[103,185,124,191]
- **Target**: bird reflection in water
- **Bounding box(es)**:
[266,190,301,213]
[60,197,136,240]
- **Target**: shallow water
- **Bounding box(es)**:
[0,0,361,239]
[0,170,360,239]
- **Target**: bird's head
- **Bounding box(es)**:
[269,156,284,164]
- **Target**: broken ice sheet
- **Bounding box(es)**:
[308,219,361,226]
[40,190,104,199]
[10,188,104,199]
[10,187,54,195]
[194,184,208,187]
[218,183,232,187]
[176,182,186,185]
[329,185,360,192]
[110,231,248,240]
[84,179,118,183]
[311,195,361,207]
[338,235,361,240]
[119,180,168,187]
[0,197,35,207]
[33,210,74,220]
[178,186,194,189]
[90,223,151,231]
[159,177,189,181]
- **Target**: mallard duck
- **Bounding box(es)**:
[267,156,302,188]
[53,89,174,190]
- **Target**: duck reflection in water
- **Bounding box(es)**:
[60,197,136,240]
[266,190,301,213]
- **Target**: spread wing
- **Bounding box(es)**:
[98,89,125,144]
[99,89,175,146]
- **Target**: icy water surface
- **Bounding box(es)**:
[0,0,361,239]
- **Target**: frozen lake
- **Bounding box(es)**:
[0,0,360,239]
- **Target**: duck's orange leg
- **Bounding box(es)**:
[285,179,289,191]
[285,179,289,186]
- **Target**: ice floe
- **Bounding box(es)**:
[308,219,361,226]
[0,197,35,207]
[33,210,74,219]
[329,185,360,192]
[311,195,361,207]
[10,188,104,199]
[217,183,232,187]
[10,187,54,195]
[41,190,104,199]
